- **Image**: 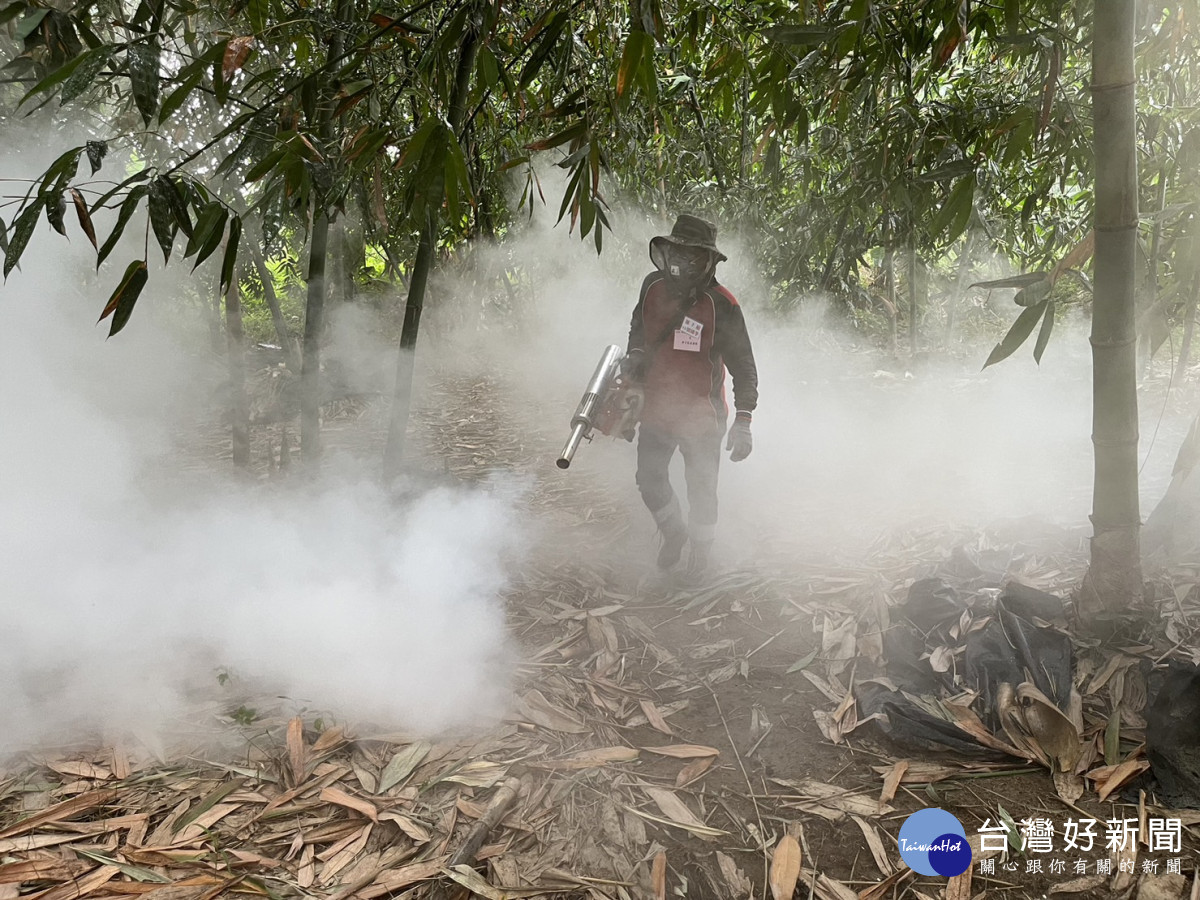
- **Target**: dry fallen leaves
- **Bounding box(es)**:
[851,815,893,876]
[944,867,971,900]
[638,699,675,736]
[639,786,724,841]
[642,744,719,759]
[379,742,430,791]
[286,717,306,786]
[878,760,908,806]
[716,851,753,899]
[1087,758,1151,802]
[651,850,667,900]
[539,747,640,770]
[769,834,802,900]
[676,755,715,788]
[1,447,1194,900]
[857,868,911,900]
[514,689,589,733]
[319,787,378,822]
[773,779,894,820]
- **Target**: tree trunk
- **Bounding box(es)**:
[301,214,330,465]
[1083,0,1144,614]
[382,243,407,284]
[225,263,250,469]
[248,239,300,370]
[328,219,344,311]
[327,218,356,309]
[382,218,434,479]
[382,11,482,482]
[299,0,352,466]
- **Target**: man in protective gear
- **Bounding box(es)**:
[623,214,758,579]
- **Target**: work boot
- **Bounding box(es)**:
[652,498,687,569]
[682,540,713,584]
[657,527,687,569]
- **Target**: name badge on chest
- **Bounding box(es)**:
[673,315,703,352]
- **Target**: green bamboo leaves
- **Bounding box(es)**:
[616,29,655,106]
[396,120,475,230]
[85,141,107,176]
[127,37,161,126]
[930,175,976,247]
[185,202,230,271]
[760,25,831,47]
[1,146,234,339]
[20,46,112,107]
[982,296,1055,368]
[554,140,608,253]
[69,189,97,250]
[148,177,178,264]
[221,216,242,296]
[976,271,1057,368]
[519,10,568,89]
[98,260,149,338]
[2,198,46,280]
[96,184,149,269]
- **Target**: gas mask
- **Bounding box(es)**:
[651,243,714,288]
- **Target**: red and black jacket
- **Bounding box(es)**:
[627,272,758,437]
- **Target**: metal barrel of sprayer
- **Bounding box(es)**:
[556,344,623,469]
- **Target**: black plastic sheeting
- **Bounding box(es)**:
[862,575,1200,808]
[1146,660,1200,808]
[963,582,1073,734]
[864,578,1072,757]
[856,681,1005,759]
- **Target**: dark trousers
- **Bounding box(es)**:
[636,426,721,543]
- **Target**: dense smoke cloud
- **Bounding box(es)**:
[0,134,519,756]
[2,139,1193,759]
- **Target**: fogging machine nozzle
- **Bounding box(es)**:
[556,344,643,469]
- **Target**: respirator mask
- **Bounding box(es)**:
[651,242,714,289]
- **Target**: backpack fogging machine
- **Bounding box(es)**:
[556,344,644,469]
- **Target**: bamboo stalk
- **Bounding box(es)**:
[299,0,352,466]
[300,212,330,465]
[224,260,250,469]
[884,215,897,356]
[446,777,521,868]
[383,8,483,482]
[428,777,522,900]
[248,238,300,371]
[1084,0,1144,613]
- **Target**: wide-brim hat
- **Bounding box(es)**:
[649,214,727,266]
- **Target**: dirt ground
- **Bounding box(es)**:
[2,355,1199,900]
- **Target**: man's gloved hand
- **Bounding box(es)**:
[621,348,646,382]
[726,411,753,462]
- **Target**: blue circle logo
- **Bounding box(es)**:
[897,809,971,877]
